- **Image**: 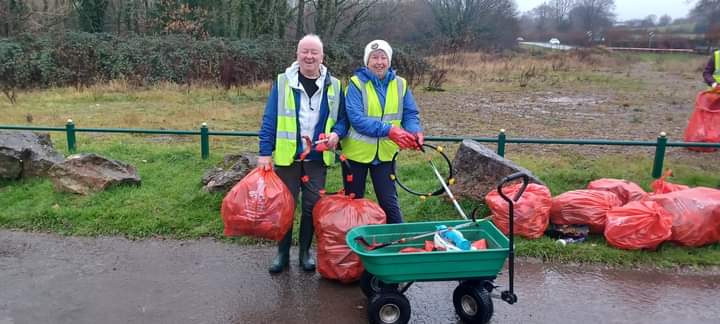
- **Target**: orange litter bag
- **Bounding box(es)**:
[649,188,720,247]
[604,201,672,250]
[550,190,622,233]
[650,170,689,195]
[684,89,720,152]
[313,193,386,283]
[220,168,294,241]
[587,178,648,204]
[485,183,552,239]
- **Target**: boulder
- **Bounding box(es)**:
[48,153,141,195]
[202,153,257,193]
[0,131,64,180]
[452,139,545,200]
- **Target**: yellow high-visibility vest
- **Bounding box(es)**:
[341,75,406,163]
[274,74,341,166]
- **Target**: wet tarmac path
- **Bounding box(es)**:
[1,230,718,324]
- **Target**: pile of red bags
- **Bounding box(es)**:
[486,183,552,239]
[220,168,294,241]
[313,192,386,283]
[684,89,720,152]
[550,190,622,233]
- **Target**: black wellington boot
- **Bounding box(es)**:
[298,219,316,272]
[268,229,292,274]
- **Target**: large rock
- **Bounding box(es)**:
[201,153,257,193]
[0,131,65,180]
[48,153,141,195]
[452,139,545,201]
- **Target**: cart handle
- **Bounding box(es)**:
[496,171,529,305]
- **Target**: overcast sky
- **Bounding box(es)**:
[515,0,695,21]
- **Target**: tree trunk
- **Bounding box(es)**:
[296,0,305,40]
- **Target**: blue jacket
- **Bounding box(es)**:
[258,70,348,162]
[345,67,422,138]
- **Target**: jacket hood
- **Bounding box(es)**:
[284,62,329,88]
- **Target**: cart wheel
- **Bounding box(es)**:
[367,292,411,324]
[360,271,399,298]
[453,283,493,324]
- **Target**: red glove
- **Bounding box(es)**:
[388,126,416,149]
[414,132,424,150]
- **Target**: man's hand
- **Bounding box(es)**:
[257,156,273,171]
[326,132,340,150]
[713,82,719,89]
[388,126,416,149]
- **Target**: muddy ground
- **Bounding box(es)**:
[416,57,719,168]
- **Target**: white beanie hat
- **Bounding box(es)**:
[364,40,392,66]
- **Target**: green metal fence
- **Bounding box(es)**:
[2,121,720,178]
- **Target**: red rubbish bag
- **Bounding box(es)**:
[550,190,623,233]
[313,192,386,283]
[587,178,648,204]
[649,188,720,247]
[485,183,552,239]
[604,201,672,250]
[220,168,294,241]
[650,170,689,195]
[684,89,720,152]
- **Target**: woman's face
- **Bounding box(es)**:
[367,50,389,79]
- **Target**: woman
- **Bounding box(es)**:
[340,40,423,224]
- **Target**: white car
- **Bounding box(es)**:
[549,38,560,45]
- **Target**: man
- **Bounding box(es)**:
[257,34,347,273]
[340,40,423,224]
[703,48,720,88]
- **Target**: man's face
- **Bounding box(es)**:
[367,50,389,79]
[296,39,323,75]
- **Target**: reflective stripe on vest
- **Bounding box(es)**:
[274,74,341,166]
[714,50,720,83]
[341,75,406,163]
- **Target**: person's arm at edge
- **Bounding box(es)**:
[703,55,716,87]
[401,86,422,134]
[258,82,278,157]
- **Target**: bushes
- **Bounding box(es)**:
[0,32,429,93]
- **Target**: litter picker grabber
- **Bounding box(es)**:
[299,135,353,195]
[354,209,487,251]
[391,143,453,198]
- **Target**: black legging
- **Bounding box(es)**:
[342,160,403,224]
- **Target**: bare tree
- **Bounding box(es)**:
[657,14,671,27]
[310,0,379,41]
[296,0,305,39]
[425,0,519,49]
[550,0,574,31]
[531,3,553,32]
[572,0,615,32]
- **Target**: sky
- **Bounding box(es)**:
[515,0,696,22]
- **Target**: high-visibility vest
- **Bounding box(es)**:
[274,73,341,166]
[714,50,720,83]
[341,75,406,163]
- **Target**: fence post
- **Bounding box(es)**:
[497,129,506,157]
[65,119,76,153]
[200,122,209,160]
[652,132,667,179]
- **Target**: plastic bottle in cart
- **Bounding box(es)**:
[436,225,472,250]
[555,237,586,246]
